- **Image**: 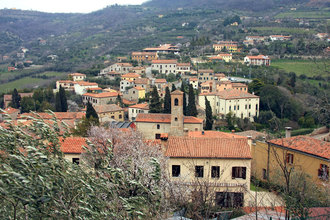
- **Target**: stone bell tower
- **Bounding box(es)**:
[170,90,184,136]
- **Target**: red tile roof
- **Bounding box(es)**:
[129,103,149,110]
[132,52,157,56]
[134,78,149,84]
[94,104,123,113]
[188,131,247,139]
[177,63,190,66]
[134,86,145,91]
[122,99,137,105]
[135,113,203,124]
[69,73,86,76]
[200,89,258,99]
[268,136,330,159]
[60,137,87,154]
[246,55,270,60]
[82,92,118,98]
[76,81,98,86]
[198,69,214,73]
[19,112,85,120]
[189,78,198,81]
[121,73,141,78]
[165,137,251,159]
[1,107,20,114]
[116,63,133,67]
[155,79,167,83]
[152,59,177,64]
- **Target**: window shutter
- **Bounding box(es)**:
[242,167,246,179]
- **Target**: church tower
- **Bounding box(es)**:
[170,90,184,136]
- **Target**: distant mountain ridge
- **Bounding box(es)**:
[143,0,310,11]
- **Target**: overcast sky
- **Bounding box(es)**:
[0,0,149,13]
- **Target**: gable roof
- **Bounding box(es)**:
[152,59,177,64]
[268,136,330,160]
[1,107,20,115]
[198,69,214,73]
[200,89,258,99]
[165,137,251,159]
[128,103,149,110]
[135,113,203,124]
[93,104,123,113]
[60,137,87,154]
[121,73,141,78]
[82,92,118,98]
[188,131,247,139]
[246,55,270,60]
[69,73,86,76]
[134,78,149,84]
[154,78,167,83]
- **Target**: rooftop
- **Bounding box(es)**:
[69,73,86,76]
[200,89,258,99]
[82,92,118,98]
[198,69,214,73]
[155,78,167,83]
[134,78,149,84]
[60,137,87,154]
[1,107,20,115]
[76,81,98,86]
[268,136,330,160]
[165,137,251,159]
[115,63,133,67]
[132,52,157,56]
[121,73,141,78]
[152,59,177,64]
[128,103,149,110]
[94,104,123,113]
[246,55,270,60]
[19,112,85,120]
[135,113,203,124]
[188,131,247,139]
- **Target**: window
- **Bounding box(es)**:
[111,116,115,119]
[174,98,179,106]
[155,134,161,139]
[256,104,258,110]
[216,192,244,208]
[318,164,329,181]
[211,166,220,178]
[119,114,122,119]
[72,158,80,165]
[286,153,294,164]
[172,165,181,177]
[232,167,246,179]
[249,104,251,109]
[195,166,204,178]
[262,169,267,180]
[175,117,178,121]
[157,124,160,129]
[245,104,247,109]
[237,105,240,110]
[234,105,236,110]
[229,106,231,111]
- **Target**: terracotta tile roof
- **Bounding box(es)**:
[82,92,118,98]
[198,69,214,73]
[19,112,85,120]
[200,89,258,99]
[121,73,141,78]
[132,52,157,56]
[87,87,103,90]
[134,78,149,84]
[152,59,177,64]
[165,137,251,159]
[189,78,198,81]
[1,107,20,114]
[122,99,137,105]
[57,80,77,84]
[154,78,167,83]
[76,81,98,86]
[246,55,270,60]
[129,103,149,110]
[177,63,190,66]
[4,93,33,102]
[116,63,133,67]
[268,136,330,160]
[209,56,224,60]
[94,104,123,113]
[69,73,86,76]
[236,130,267,140]
[188,131,247,139]
[135,113,203,124]
[232,83,247,87]
[60,137,87,154]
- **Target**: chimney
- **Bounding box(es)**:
[247,136,252,148]
[285,127,292,138]
[231,130,235,133]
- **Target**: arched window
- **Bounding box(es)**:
[174,98,179,106]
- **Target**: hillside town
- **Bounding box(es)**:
[0,2,329,219]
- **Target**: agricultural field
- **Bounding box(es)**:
[251,27,316,35]
[271,59,329,77]
[275,10,330,19]
[0,71,67,93]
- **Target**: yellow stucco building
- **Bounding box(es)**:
[251,134,329,183]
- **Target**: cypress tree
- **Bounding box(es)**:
[171,84,176,92]
[59,86,68,112]
[205,97,213,130]
[55,92,61,112]
[181,82,187,115]
[149,86,162,113]
[163,87,171,114]
[116,94,123,107]
[86,102,98,120]
[11,88,21,109]
[187,84,198,117]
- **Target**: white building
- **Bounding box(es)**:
[69,73,86,81]
[120,79,134,93]
[189,77,198,90]
[244,55,270,66]
[128,103,149,121]
[199,89,260,121]
[100,63,133,75]
[151,60,177,75]
[176,63,191,75]
[74,81,99,95]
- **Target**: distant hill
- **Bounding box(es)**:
[143,0,310,11]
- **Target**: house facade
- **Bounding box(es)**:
[131,52,158,62]
[69,73,86,81]
[100,63,133,75]
[252,134,330,183]
[128,103,149,121]
[213,41,238,52]
[166,137,252,207]
[199,89,259,121]
[82,92,119,105]
[176,63,191,75]
[151,60,178,75]
[244,55,270,66]
[74,81,99,95]
[198,69,214,83]
[94,104,124,122]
